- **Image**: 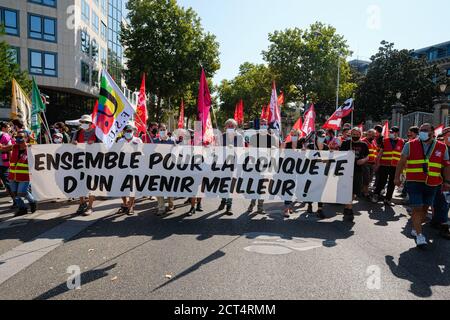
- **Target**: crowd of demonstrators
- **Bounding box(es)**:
[2,111,450,250]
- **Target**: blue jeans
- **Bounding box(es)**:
[9,181,36,210]
[433,190,449,224]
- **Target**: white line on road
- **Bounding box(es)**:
[0,200,119,286]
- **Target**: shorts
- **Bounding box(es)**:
[406,182,439,208]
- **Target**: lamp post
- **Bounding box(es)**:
[439,84,448,126]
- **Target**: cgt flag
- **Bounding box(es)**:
[302,104,316,136]
[135,74,148,136]
[95,70,136,148]
[197,68,212,141]
[323,98,354,130]
[178,99,185,129]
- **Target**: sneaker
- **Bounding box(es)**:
[127,208,135,216]
[83,208,93,216]
[283,208,290,218]
[317,209,326,220]
[30,202,37,214]
[225,206,233,216]
[218,202,226,211]
[196,203,204,212]
[167,205,175,212]
[439,224,450,240]
[411,229,418,238]
[371,194,379,204]
[118,205,128,214]
[415,234,427,248]
[188,207,196,216]
[76,203,88,215]
[256,208,267,215]
[15,208,28,216]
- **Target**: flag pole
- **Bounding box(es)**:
[38,113,52,144]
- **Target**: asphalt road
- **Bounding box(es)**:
[0,192,449,300]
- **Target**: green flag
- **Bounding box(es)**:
[31,77,45,137]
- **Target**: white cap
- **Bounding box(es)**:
[80,114,93,123]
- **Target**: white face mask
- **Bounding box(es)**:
[260,125,268,130]
[389,134,396,139]
[318,137,326,144]
[227,128,235,134]
[80,123,90,130]
[291,136,298,142]
[124,132,133,140]
[54,138,63,144]
[159,131,166,138]
[54,128,60,134]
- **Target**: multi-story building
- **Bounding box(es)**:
[412,41,450,99]
[0,0,127,122]
[348,59,371,75]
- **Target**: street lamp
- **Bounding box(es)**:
[392,92,406,136]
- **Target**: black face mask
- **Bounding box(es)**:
[151,129,158,135]
[352,137,360,142]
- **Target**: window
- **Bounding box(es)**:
[81,30,90,54]
[101,0,107,16]
[81,61,90,84]
[92,12,99,33]
[7,47,20,65]
[29,50,57,76]
[100,21,107,41]
[1,8,19,36]
[29,14,56,42]
[428,50,438,61]
[28,0,56,7]
[92,69,99,87]
[91,39,98,61]
[81,0,89,23]
[101,47,107,67]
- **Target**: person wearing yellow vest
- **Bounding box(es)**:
[9,130,37,216]
[362,129,378,198]
[372,126,405,206]
[395,123,450,248]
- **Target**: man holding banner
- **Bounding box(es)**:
[73,114,99,216]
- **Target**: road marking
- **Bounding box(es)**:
[244,232,323,255]
[0,200,119,286]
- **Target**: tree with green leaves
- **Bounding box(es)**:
[355,41,447,122]
[121,0,220,122]
[262,22,356,121]
[0,29,31,109]
[217,62,274,123]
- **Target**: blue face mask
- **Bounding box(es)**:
[15,138,24,144]
[419,132,430,142]
[318,137,326,144]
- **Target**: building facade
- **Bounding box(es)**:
[0,0,127,122]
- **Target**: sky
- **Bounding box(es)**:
[177,0,450,85]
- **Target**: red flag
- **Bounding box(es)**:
[260,105,266,120]
[382,121,390,139]
[178,99,185,129]
[270,82,281,131]
[135,74,148,135]
[278,92,285,107]
[234,99,244,125]
[435,124,444,137]
[322,98,354,130]
[197,69,211,140]
[285,116,304,143]
[302,104,316,136]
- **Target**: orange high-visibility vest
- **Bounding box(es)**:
[362,138,378,164]
[405,139,447,186]
[380,138,404,167]
[8,145,30,182]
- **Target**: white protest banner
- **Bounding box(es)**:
[28,144,355,204]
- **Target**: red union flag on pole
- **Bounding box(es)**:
[302,104,316,135]
[382,120,390,139]
[234,99,244,125]
[135,74,148,135]
[435,124,444,137]
[270,82,281,131]
[285,116,304,143]
[178,99,185,129]
[323,98,354,130]
[197,69,211,141]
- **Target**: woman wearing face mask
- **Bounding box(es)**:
[53,122,71,143]
[282,129,304,217]
[72,115,100,216]
[9,131,38,216]
[326,129,341,151]
[305,130,329,219]
[117,123,142,215]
